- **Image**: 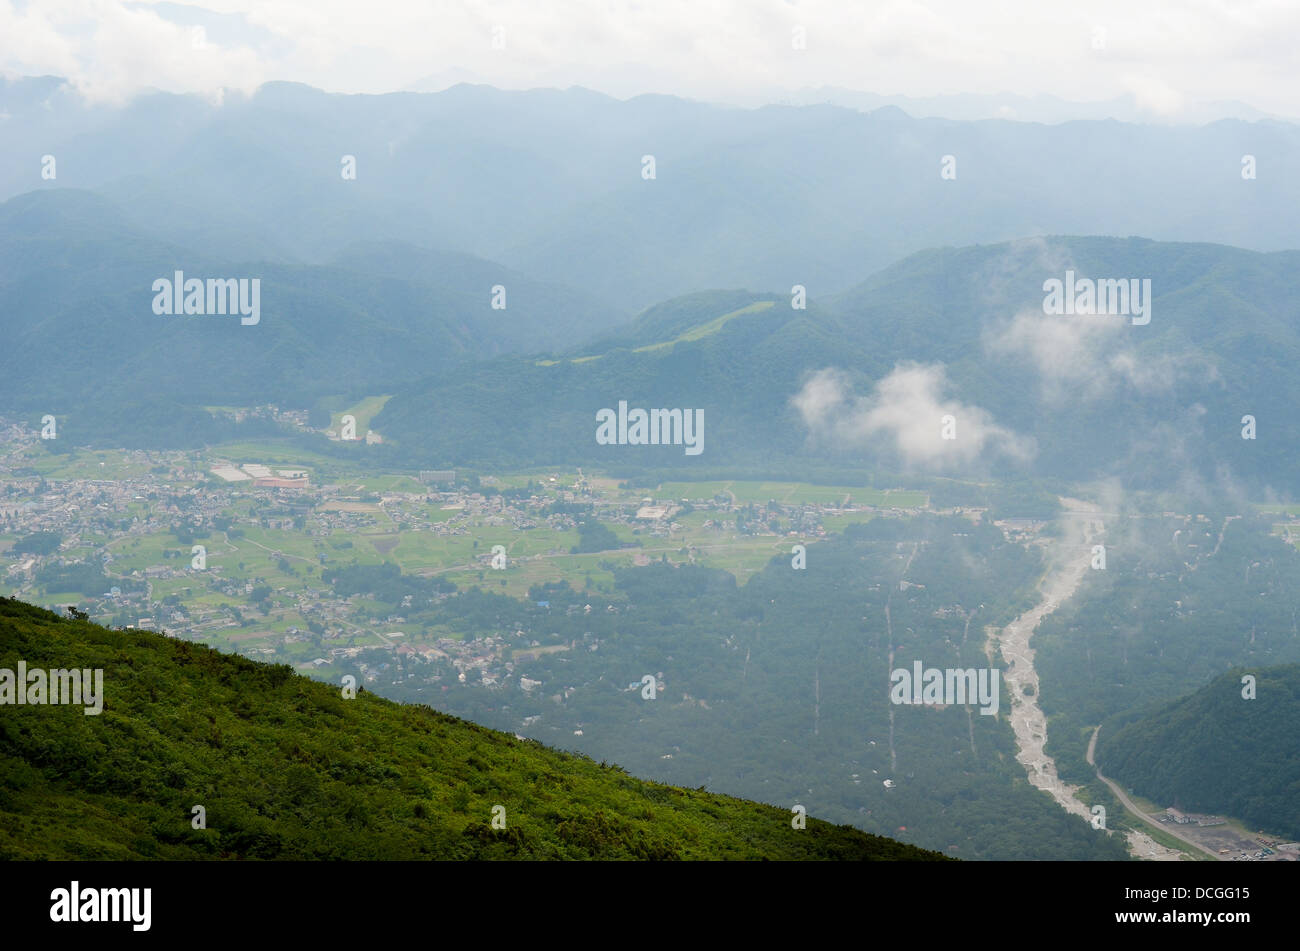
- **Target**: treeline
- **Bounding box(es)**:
[323,562,457,606]
[11,532,62,556]
[570,519,627,554]
[33,561,113,597]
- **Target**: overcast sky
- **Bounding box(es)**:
[2,0,1297,117]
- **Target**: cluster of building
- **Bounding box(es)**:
[210,462,310,489]
[1159,808,1225,827]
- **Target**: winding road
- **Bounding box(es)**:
[1087,726,1218,861]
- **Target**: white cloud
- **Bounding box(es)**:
[0,1,1298,115]
[792,364,1035,472]
[0,1,266,103]
[983,307,1219,404]
[1121,72,1186,118]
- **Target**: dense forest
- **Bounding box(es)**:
[323,561,457,604]
[1096,665,1300,841]
[13,217,1300,499]
[371,240,1300,495]
[329,515,1130,860]
[1036,512,1300,793]
[0,597,943,860]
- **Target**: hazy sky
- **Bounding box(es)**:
[2,0,1297,116]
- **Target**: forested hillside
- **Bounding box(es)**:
[374,237,1300,495]
[324,516,1131,860]
[0,597,943,860]
[0,189,610,444]
[1096,665,1300,841]
[1036,513,1300,787]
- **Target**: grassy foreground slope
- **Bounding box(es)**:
[0,599,943,860]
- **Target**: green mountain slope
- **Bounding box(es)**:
[352,519,1131,860]
[0,598,943,860]
[376,236,1300,494]
[1033,514,1300,790]
[376,288,858,468]
[1096,664,1300,841]
[574,290,782,354]
[0,190,616,445]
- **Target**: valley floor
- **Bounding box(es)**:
[988,498,1101,828]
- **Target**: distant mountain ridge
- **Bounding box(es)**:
[9,206,1300,495]
[3,75,1299,309]
[0,189,612,444]
[783,85,1293,124]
